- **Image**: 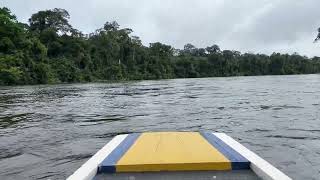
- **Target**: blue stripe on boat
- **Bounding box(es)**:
[200,132,250,170]
[98,133,141,173]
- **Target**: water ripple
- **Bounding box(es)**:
[0,75,319,179]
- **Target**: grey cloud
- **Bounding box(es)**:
[225,0,320,53]
[2,0,320,56]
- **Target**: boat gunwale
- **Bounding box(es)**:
[66,132,292,180]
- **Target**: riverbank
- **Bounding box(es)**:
[2,7,320,86]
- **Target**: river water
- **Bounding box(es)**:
[0,75,319,180]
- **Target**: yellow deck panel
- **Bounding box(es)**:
[116,132,231,172]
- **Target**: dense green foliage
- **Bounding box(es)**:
[1,7,320,85]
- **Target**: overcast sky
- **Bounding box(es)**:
[2,0,320,57]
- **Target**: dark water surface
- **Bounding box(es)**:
[0,75,319,180]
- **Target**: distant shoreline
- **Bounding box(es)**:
[1,73,319,87]
[1,7,320,86]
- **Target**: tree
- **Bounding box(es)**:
[1,7,320,85]
[206,44,220,54]
[0,7,16,20]
[29,8,73,34]
[0,7,26,53]
[315,27,320,42]
[183,43,196,55]
[103,21,119,32]
[196,48,206,56]
[131,36,142,46]
[0,67,23,85]
[149,42,173,57]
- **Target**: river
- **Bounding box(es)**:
[0,75,319,180]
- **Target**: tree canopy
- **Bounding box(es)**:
[29,8,73,34]
[315,27,320,42]
[1,7,320,85]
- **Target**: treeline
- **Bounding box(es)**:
[1,7,320,85]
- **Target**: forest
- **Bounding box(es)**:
[1,7,320,85]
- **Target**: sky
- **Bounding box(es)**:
[2,0,320,57]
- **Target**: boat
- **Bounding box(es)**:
[67,132,292,180]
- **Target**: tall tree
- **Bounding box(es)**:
[183,43,196,55]
[315,27,320,42]
[206,44,221,54]
[29,8,73,34]
[103,21,120,32]
[1,7,320,85]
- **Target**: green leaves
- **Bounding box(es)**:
[29,8,73,34]
[0,37,15,53]
[0,7,320,86]
[0,7,16,20]
[0,54,23,85]
[0,67,23,85]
